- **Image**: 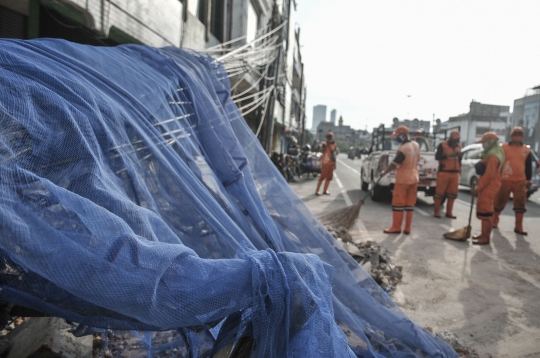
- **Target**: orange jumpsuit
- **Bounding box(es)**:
[494,143,531,214]
[435,141,462,200]
[316,141,337,193]
[392,141,421,211]
[476,155,502,219]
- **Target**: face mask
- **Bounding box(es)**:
[394,135,403,144]
[482,141,489,149]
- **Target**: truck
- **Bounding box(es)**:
[360,125,438,201]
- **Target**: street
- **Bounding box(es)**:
[290,153,540,358]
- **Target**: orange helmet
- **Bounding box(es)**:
[391,125,409,137]
[449,130,460,140]
[476,132,498,143]
[511,126,524,136]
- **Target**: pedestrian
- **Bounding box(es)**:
[380,126,420,234]
[471,132,504,245]
[492,126,532,235]
[287,136,301,177]
[434,130,462,218]
[315,131,338,195]
[270,152,286,178]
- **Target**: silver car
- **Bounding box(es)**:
[459,143,540,198]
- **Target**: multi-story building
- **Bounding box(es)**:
[511,86,540,152]
[311,104,327,131]
[330,109,337,124]
[439,100,510,146]
[391,118,431,133]
[316,116,361,151]
[0,0,306,154]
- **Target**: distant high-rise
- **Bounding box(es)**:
[330,109,337,124]
[312,105,327,131]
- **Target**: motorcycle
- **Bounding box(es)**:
[299,147,321,178]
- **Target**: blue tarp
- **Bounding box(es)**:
[0,38,457,357]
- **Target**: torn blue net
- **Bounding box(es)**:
[0,38,457,357]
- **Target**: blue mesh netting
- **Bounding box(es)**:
[0,38,457,357]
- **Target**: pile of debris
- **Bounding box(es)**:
[326,225,403,292]
[432,329,480,358]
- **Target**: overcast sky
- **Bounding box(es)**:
[295,0,540,132]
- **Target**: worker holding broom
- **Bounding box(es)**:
[434,130,462,218]
[471,132,504,245]
[380,125,420,234]
[492,126,532,235]
[315,131,339,195]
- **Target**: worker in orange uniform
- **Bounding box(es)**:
[315,131,339,195]
[492,126,532,235]
[380,126,420,234]
[472,132,504,245]
[434,130,462,218]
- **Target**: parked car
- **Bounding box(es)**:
[360,128,438,201]
[459,143,540,198]
[459,144,483,189]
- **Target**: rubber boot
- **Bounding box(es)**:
[472,218,492,245]
[492,211,500,228]
[383,211,403,234]
[445,198,456,218]
[323,179,330,195]
[514,212,527,235]
[403,210,413,234]
[433,197,442,218]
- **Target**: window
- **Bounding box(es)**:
[210,0,225,42]
[246,2,258,44]
[198,0,226,42]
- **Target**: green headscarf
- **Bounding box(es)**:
[480,138,505,165]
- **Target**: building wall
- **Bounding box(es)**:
[446,101,510,146]
[181,11,207,50]
[67,0,182,46]
[0,0,182,46]
[392,119,430,132]
[1,0,28,15]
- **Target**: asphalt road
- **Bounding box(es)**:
[289,153,540,358]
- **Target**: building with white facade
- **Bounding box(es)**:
[438,101,510,146]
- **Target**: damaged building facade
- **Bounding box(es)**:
[0,0,306,154]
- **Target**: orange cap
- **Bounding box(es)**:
[511,126,524,136]
[391,125,409,137]
[476,132,498,143]
[449,130,460,140]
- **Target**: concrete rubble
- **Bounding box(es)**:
[327,225,403,292]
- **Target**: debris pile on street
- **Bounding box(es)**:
[326,226,403,292]
[430,329,480,358]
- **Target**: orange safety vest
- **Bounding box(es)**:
[500,143,530,181]
[395,141,420,185]
[438,141,462,172]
